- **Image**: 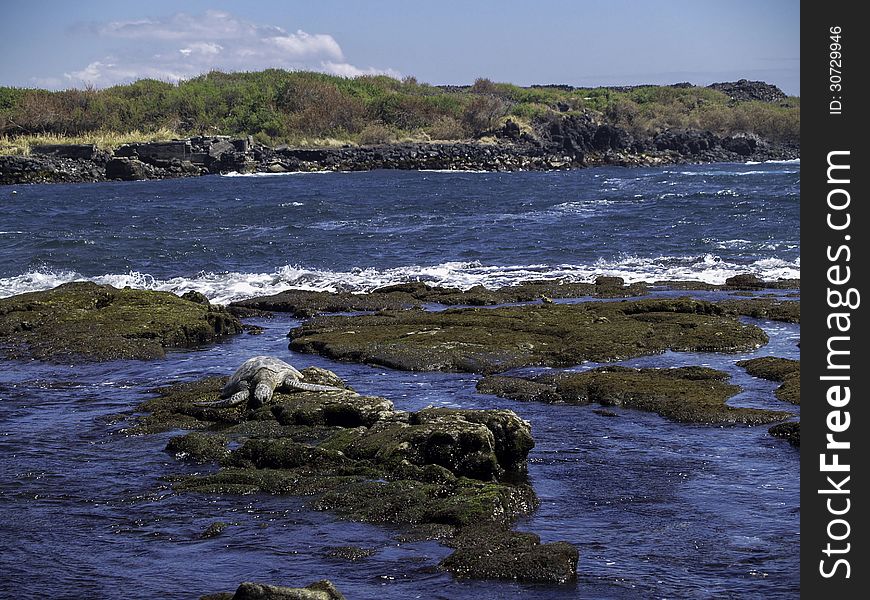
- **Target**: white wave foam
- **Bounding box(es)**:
[419,169,490,173]
[220,170,336,177]
[0,255,801,304]
[744,158,801,165]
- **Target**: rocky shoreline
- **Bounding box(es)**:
[0,115,798,186]
[1,277,799,589]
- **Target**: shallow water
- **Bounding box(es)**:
[0,162,799,598]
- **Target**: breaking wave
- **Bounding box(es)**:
[0,255,800,305]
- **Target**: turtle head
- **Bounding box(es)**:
[252,382,273,407]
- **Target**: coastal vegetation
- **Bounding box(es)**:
[0,70,799,154]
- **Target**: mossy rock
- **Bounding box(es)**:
[289,298,769,374]
[166,432,230,463]
[718,298,800,323]
[230,279,648,318]
[202,580,346,600]
[134,367,574,584]
[440,524,578,583]
[478,366,791,424]
[0,282,242,362]
[737,357,800,404]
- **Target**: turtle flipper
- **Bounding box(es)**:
[283,380,347,393]
[194,388,249,408]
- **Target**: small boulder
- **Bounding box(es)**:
[105,157,149,181]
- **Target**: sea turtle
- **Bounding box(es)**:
[195,356,346,408]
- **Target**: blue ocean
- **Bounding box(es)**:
[0,161,800,599]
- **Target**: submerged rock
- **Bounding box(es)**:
[132,367,576,583]
[289,298,769,374]
[0,282,242,362]
[441,524,578,584]
[768,422,800,447]
[737,357,800,404]
[323,546,376,561]
[200,521,229,539]
[202,580,345,600]
[478,366,792,425]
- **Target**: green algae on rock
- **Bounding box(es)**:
[440,524,579,584]
[131,368,577,584]
[288,298,769,374]
[477,366,792,425]
[0,282,242,362]
[718,298,800,324]
[230,278,647,318]
[737,357,800,404]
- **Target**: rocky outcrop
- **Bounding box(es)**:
[738,357,800,404]
[0,154,106,185]
[201,580,346,600]
[769,422,800,447]
[105,157,152,181]
[477,366,792,425]
[135,368,578,584]
[288,297,770,374]
[708,79,788,103]
[0,282,242,362]
[230,278,646,318]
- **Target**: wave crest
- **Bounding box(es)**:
[0,255,800,304]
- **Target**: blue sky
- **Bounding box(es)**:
[0,0,800,94]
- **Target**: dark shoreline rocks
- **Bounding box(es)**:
[0,282,242,362]
[288,297,771,375]
[135,368,578,584]
[1,115,799,186]
[477,366,792,425]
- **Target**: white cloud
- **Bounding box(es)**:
[62,11,397,87]
[179,42,223,57]
[323,61,402,79]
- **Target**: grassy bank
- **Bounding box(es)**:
[0,70,799,155]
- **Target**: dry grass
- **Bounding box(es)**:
[0,128,179,156]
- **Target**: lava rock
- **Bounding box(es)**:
[105,157,150,181]
[0,282,242,362]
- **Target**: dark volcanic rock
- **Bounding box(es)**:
[105,157,150,181]
[289,298,769,374]
[768,422,800,447]
[478,366,791,425]
[0,155,106,185]
[717,298,800,324]
[721,135,759,157]
[136,367,574,583]
[441,524,578,583]
[324,546,376,561]
[0,282,242,362]
[203,580,346,600]
[708,79,788,103]
[231,279,647,317]
[724,273,766,289]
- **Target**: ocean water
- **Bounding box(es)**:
[0,161,799,301]
[0,162,799,599]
